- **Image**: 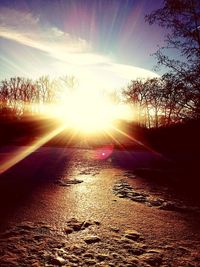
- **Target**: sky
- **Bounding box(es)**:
[0,0,165,92]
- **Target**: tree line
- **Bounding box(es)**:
[123,0,200,128]
[0,75,76,118]
[123,73,198,128]
[0,73,198,128]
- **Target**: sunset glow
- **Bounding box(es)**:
[43,89,133,134]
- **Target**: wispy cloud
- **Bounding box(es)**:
[0,7,158,88]
[0,7,91,54]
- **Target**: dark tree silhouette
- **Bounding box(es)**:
[0,76,59,117]
[122,75,195,128]
[123,78,165,128]
[145,0,200,118]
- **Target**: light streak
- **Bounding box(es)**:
[0,125,65,174]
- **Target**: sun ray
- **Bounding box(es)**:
[0,125,66,174]
[103,128,126,150]
[111,125,163,156]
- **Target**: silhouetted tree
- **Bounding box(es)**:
[0,76,61,117]
[123,79,158,127]
[145,0,200,117]
[123,75,195,127]
[0,77,37,116]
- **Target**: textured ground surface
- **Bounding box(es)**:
[0,146,199,266]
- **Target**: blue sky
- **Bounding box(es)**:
[0,0,165,91]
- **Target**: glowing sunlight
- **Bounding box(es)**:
[45,89,133,134]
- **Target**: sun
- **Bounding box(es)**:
[60,90,116,134]
[42,88,133,135]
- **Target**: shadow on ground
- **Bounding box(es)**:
[111,149,200,206]
[0,148,71,228]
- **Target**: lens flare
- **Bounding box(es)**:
[95,145,114,160]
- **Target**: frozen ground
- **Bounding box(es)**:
[0,146,199,266]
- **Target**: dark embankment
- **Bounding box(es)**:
[0,116,81,146]
[135,119,200,205]
[1,116,199,154]
[0,116,57,145]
